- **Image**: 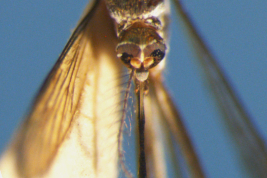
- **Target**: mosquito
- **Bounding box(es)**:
[0,0,267,178]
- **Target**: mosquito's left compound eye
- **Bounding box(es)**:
[142,42,166,69]
[150,49,165,63]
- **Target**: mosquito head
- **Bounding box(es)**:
[116,25,166,81]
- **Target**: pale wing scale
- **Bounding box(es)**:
[0,0,124,177]
[149,74,205,178]
[144,85,168,178]
[172,0,267,176]
[145,78,187,178]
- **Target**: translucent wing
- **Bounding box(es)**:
[0,0,124,177]
[172,0,267,177]
[16,1,100,175]
[144,74,205,178]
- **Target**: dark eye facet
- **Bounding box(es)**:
[151,49,165,62]
[120,52,133,67]
[121,52,132,61]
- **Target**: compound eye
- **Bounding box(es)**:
[118,52,133,67]
[143,42,166,69]
[117,44,141,68]
[151,49,165,62]
[121,52,133,62]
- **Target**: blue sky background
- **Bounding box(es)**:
[0,1,266,177]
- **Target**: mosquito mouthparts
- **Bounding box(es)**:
[136,70,149,82]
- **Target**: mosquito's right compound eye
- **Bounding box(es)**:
[120,52,133,65]
[116,44,141,68]
[117,52,133,68]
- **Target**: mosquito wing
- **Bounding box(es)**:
[143,74,205,178]
[0,0,124,177]
[172,0,267,177]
